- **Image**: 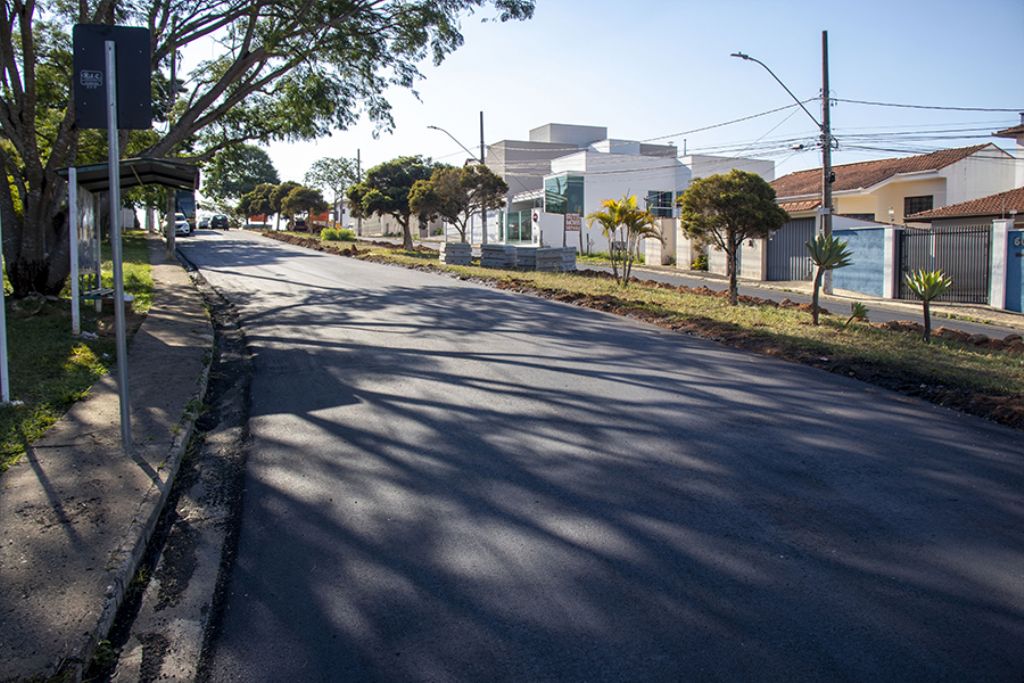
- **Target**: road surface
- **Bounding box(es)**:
[178,230,1023,682]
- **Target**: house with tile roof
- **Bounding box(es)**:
[771,143,1017,227]
[908,186,1024,229]
[993,114,1024,186]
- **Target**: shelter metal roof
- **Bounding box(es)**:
[59,157,199,193]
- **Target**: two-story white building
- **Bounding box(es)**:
[475,122,773,253]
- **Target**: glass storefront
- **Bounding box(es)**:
[505,209,534,243]
[544,174,584,215]
[645,190,675,218]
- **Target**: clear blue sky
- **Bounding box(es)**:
[261,0,1024,184]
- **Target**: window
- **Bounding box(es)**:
[544,175,584,215]
[904,195,933,217]
[842,213,875,221]
[645,190,674,218]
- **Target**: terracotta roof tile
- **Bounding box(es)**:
[909,186,1024,221]
[994,124,1024,138]
[778,199,821,213]
[771,144,997,199]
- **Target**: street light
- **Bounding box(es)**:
[427,113,489,245]
[426,124,478,163]
[732,31,835,292]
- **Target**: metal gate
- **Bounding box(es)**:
[767,218,816,281]
[897,226,991,304]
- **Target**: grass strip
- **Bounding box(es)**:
[265,231,1024,429]
[0,230,154,473]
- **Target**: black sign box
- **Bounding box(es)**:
[73,24,152,130]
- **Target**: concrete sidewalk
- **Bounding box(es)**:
[0,235,213,680]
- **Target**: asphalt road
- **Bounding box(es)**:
[179,230,1023,682]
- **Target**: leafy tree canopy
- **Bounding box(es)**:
[281,185,328,218]
[408,164,507,243]
[304,157,358,202]
[346,155,438,248]
[0,0,535,295]
[677,170,788,304]
[203,145,280,201]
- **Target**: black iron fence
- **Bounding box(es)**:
[897,226,991,304]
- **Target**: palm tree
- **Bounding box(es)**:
[806,234,853,325]
[586,195,661,286]
[904,269,952,342]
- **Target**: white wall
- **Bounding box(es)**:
[941,146,1017,205]
[682,155,776,182]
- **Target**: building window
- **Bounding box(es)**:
[544,174,584,215]
[645,190,674,218]
[842,213,875,221]
[506,209,533,242]
[904,195,933,217]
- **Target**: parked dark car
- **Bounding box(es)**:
[210,214,229,230]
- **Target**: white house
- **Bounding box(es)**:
[479,122,774,253]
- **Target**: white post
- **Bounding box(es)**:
[106,40,132,453]
[882,227,897,299]
[0,210,10,403]
[990,219,1011,310]
[94,193,102,312]
[69,167,81,336]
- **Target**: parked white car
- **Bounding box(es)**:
[174,218,191,236]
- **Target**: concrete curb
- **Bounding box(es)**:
[63,246,215,681]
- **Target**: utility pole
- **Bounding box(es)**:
[356,148,362,236]
[820,29,834,294]
[165,16,176,257]
[479,111,487,246]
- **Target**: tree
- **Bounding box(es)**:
[304,157,358,226]
[346,156,437,249]
[805,234,853,325]
[904,269,952,343]
[270,181,301,230]
[203,145,280,202]
[585,195,661,286]
[677,170,789,305]
[0,1,535,296]
[408,165,508,243]
[281,185,328,229]
[237,182,277,220]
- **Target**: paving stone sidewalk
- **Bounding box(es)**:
[0,235,213,681]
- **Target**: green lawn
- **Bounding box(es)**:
[0,230,153,473]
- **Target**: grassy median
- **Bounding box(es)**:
[267,231,1024,429]
[0,230,153,473]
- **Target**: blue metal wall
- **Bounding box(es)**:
[833,228,885,297]
[1008,231,1024,313]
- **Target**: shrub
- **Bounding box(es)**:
[321,227,355,242]
[690,253,708,271]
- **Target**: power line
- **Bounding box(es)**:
[641,100,817,142]
[834,98,1024,113]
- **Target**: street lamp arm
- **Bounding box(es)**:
[731,52,821,129]
[426,124,478,162]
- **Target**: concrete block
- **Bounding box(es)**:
[439,241,472,266]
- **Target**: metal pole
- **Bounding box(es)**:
[94,193,102,312]
[356,148,362,237]
[0,209,10,403]
[166,17,177,257]
[821,29,834,294]
[480,110,487,246]
[68,167,81,336]
[106,40,132,453]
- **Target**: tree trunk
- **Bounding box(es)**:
[3,186,72,298]
[400,217,413,250]
[722,230,736,306]
[811,267,824,325]
[923,300,931,342]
